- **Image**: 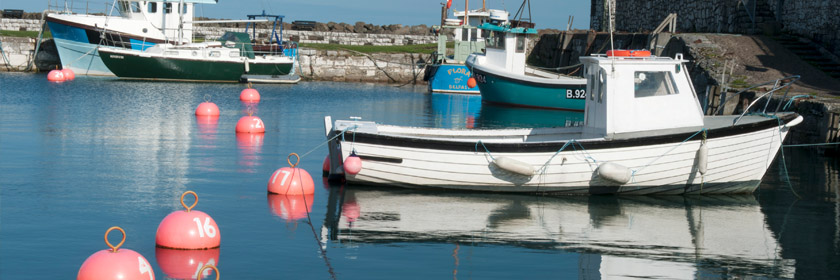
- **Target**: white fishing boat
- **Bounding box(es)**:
[45,0,215,76]
[324,52,803,195]
[322,189,795,277]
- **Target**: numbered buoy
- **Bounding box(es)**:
[240,83,260,103]
[235,115,265,133]
[155,247,219,280]
[343,152,362,175]
[47,69,65,82]
[322,156,330,177]
[77,227,155,280]
[467,77,477,88]
[62,68,76,81]
[268,153,315,195]
[156,191,221,250]
[267,193,314,221]
[197,264,220,280]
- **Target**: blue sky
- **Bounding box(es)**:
[2,0,590,30]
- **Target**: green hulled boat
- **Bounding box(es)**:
[99,32,294,82]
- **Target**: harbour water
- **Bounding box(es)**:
[1,73,838,279]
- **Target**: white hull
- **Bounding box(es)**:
[328,114,801,195]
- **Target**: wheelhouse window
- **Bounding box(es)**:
[148,2,157,13]
[182,4,188,14]
[515,34,526,53]
[485,31,505,49]
[164,3,172,14]
[130,2,141,13]
[634,71,679,98]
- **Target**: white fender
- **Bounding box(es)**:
[698,142,708,175]
[597,162,632,184]
[245,58,250,73]
[493,156,534,176]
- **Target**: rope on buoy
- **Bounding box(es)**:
[104,226,126,253]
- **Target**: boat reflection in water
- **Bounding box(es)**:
[322,187,795,278]
[426,93,584,129]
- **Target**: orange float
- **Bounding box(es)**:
[240,83,260,103]
[467,77,477,88]
[155,191,221,250]
[47,69,65,82]
[267,153,315,195]
[77,227,155,280]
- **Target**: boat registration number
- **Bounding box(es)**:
[566,89,586,99]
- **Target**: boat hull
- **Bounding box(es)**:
[329,114,799,195]
[100,49,245,81]
[46,16,161,76]
[470,64,587,110]
[427,64,480,94]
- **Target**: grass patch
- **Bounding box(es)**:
[298,43,439,54]
[0,30,51,38]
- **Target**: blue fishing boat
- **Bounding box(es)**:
[464,1,587,110]
[424,1,508,94]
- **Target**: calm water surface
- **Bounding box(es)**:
[1,73,838,279]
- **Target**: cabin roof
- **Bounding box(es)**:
[477,22,537,34]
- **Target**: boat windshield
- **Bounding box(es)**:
[116,1,141,17]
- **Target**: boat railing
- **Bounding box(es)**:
[711,75,801,126]
[47,0,115,16]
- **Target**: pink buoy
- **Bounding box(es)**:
[61,68,76,81]
[322,155,330,177]
[267,193,314,221]
[156,247,219,280]
[235,115,265,133]
[156,191,221,250]
[240,83,260,103]
[195,103,220,116]
[343,152,362,175]
[47,69,65,82]
[77,226,155,280]
[467,77,477,88]
[268,153,315,195]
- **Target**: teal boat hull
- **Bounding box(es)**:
[470,65,586,111]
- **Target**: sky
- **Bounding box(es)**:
[1,0,591,30]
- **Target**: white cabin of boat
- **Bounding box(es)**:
[475,22,536,76]
[438,8,509,63]
[115,0,214,43]
[580,53,705,139]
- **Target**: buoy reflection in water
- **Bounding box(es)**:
[155,247,219,280]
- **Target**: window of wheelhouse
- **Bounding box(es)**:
[515,34,525,53]
[182,4,188,14]
[634,71,680,98]
[164,3,172,14]
[485,31,505,49]
[148,2,157,13]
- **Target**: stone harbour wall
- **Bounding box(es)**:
[0,36,36,71]
[0,18,41,31]
[590,0,840,58]
[195,27,436,46]
[297,49,429,84]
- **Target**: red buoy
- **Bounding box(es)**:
[467,77,477,88]
[235,115,265,133]
[240,83,260,102]
[343,152,362,175]
[268,193,314,221]
[155,247,219,280]
[155,191,221,250]
[322,155,330,177]
[61,68,76,81]
[195,102,220,116]
[268,153,315,195]
[47,69,65,82]
[77,227,155,280]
